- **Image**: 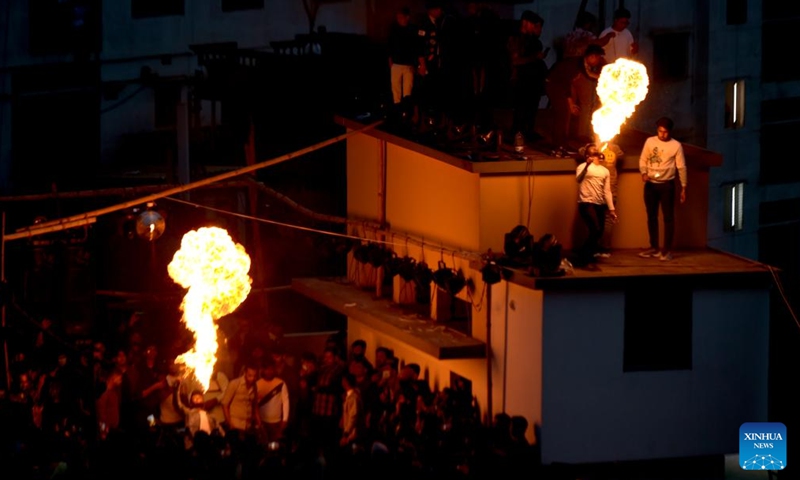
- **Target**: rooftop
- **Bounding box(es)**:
[335,115,723,176]
[496,248,774,291]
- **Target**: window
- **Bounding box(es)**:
[724,80,745,129]
[760,198,800,226]
[727,0,747,25]
[762,3,800,81]
[652,32,690,81]
[29,0,101,56]
[723,182,745,232]
[222,0,264,12]
[132,0,184,18]
[760,121,800,184]
[433,287,472,335]
[624,279,692,372]
[761,97,800,184]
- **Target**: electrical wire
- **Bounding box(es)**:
[100,85,147,115]
[768,266,800,333]
[526,156,534,230]
[162,195,483,261]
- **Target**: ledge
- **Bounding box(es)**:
[474,248,773,292]
[292,277,486,360]
[335,115,723,176]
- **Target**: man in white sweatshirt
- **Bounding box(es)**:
[638,117,687,261]
[575,144,617,266]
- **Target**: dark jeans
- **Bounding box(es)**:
[578,202,607,260]
[644,181,676,251]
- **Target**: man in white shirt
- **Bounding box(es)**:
[258,359,290,444]
[638,117,687,261]
[575,144,617,266]
[599,8,638,64]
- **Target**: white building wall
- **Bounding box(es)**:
[540,287,769,464]
[500,281,544,445]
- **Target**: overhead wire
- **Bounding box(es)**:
[162,195,483,262]
[768,266,800,333]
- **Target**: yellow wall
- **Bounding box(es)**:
[480,174,580,251]
[479,169,709,252]
[346,133,382,221]
[350,130,710,254]
[385,143,481,252]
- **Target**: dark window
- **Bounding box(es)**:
[433,287,472,336]
[727,0,747,25]
[652,32,690,81]
[222,0,264,12]
[763,1,800,21]
[29,0,102,56]
[760,121,800,184]
[760,198,800,225]
[762,97,800,123]
[762,20,800,81]
[624,279,692,372]
[132,0,184,18]
[759,222,800,276]
[154,84,181,128]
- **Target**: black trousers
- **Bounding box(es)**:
[644,181,676,251]
[578,202,607,260]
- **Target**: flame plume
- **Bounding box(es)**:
[168,227,252,391]
[592,58,650,144]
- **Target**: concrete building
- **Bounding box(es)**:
[0,0,794,468]
[294,117,773,464]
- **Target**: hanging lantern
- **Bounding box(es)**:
[136,203,165,241]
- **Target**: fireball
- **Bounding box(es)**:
[168,227,252,391]
[592,58,650,144]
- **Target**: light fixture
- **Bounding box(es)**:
[723,182,744,232]
[136,202,165,241]
[725,79,745,129]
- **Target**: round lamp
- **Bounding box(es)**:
[136,210,165,241]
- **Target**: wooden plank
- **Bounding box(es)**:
[292,277,486,359]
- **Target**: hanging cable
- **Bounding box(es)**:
[768,266,800,333]
[162,195,483,261]
[100,85,147,114]
[526,156,534,229]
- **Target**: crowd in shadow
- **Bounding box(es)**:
[0,314,539,479]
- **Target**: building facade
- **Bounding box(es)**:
[293,117,773,463]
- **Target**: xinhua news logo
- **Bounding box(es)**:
[740,422,786,470]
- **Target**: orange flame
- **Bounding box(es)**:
[592,58,650,144]
[168,227,252,391]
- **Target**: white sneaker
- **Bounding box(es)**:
[638,248,659,258]
[659,252,673,261]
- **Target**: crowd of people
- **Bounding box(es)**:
[384,1,638,150]
[0,314,538,479]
